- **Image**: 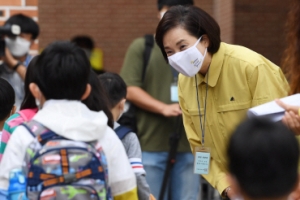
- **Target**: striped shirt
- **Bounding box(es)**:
[0,108,37,162]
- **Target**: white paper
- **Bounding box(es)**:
[247,94,300,122]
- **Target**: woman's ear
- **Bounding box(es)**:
[201,34,210,48]
[81,84,91,100]
[29,83,41,99]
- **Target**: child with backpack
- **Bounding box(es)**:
[0,56,39,162]
[227,117,299,200]
[0,41,138,200]
[99,72,152,200]
[0,58,116,163]
[0,78,16,137]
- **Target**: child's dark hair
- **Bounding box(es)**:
[20,56,38,110]
[34,41,90,100]
[82,69,114,128]
[0,78,15,121]
[98,72,127,109]
[227,117,299,199]
[5,14,39,40]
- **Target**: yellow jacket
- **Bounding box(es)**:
[178,42,289,194]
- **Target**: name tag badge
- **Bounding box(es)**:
[170,84,178,102]
[194,147,211,175]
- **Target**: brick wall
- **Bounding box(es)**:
[234,0,291,65]
[214,0,234,43]
[25,0,289,72]
[38,0,213,73]
[0,0,38,54]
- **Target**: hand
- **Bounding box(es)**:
[161,103,182,117]
[275,99,299,114]
[282,111,300,135]
[222,187,242,200]
[224,187,235,200]
[149,194,156,200]
[3,47,18,69]
[227,187,235,199]
[288,181,300,200]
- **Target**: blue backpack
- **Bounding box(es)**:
[114,125,133,140]
[21,120,112,200]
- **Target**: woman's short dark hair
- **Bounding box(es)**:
[20,56,39,110]
[155,5,221,62]
[0,78,15,121]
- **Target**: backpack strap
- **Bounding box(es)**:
[114,125,133,140]
[21,120,63,145]
[142,34,154,82]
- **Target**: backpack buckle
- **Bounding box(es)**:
[63,173,76,183]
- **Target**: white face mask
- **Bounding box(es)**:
[5,36,31,57]
[168,37,207,77]
[117,100,126,120]
[35,99,42,110]
[117,110,124,121]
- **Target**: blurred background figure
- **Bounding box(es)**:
[71,35,105,74]
[120,1,201,200]
[0,13,39,110]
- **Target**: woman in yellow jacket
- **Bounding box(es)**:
[155,5,289,199]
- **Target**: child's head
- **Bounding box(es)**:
[30,41,91,104]
[82,69,114,128]
[0,78,15,126]
[98,72,127,121]
[227,117,299,200]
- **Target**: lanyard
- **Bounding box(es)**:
[170,65,179,83]
[195,69,209,146]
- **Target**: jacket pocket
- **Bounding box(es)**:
[216,101,251,139]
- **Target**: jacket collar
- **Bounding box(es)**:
[193,42,225,87]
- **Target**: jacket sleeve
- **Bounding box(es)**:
[178,81,229,195]
[99,128,138,200]
[122,133,150,200]
[114,187,138,200]
[248,63,289,106]
[0,113,21,162]
[0,126,34,190]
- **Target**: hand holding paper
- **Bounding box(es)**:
[275,99,300,114]
[247,94,300,122]
[275,99,300,135]
[247,94,300,135]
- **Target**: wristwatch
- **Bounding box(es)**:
[12,61,22,71]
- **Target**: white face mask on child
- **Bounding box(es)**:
[35,98,42,110]
[117,99,127,120]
